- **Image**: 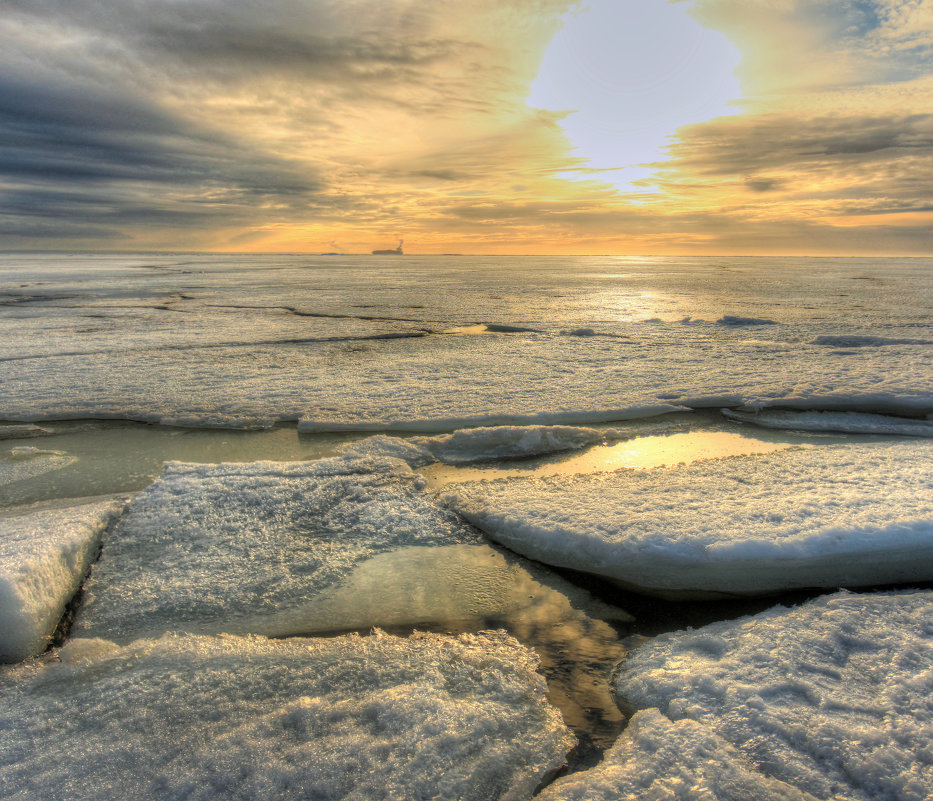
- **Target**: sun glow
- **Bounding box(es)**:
[529,0,742,189]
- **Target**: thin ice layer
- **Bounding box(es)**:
[615,590,933,801]
[339,426,623,467]
[0,630,574,801]
[0,500,124,662]
[445,440,933,596]
[73,457,482,642]
[537,709,814,801]
[722,408,933,436]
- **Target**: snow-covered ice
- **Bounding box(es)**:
[0,255,930,430]
[73,457,484,642]
[722,408,933,436]
[445,439,933,596]
[0,630,574,801]
[614,590,933,801]
[537,709,813,801]
[0,500,123,662]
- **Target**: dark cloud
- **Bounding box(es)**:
[0,73,321,242]
[744,177,782,192]
[668,113,933,176]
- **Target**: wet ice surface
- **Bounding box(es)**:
[72,457,480,643]
[0,420,346,509]
[0,631,573,801]
[613,590,933,801]
[1,255,931,429]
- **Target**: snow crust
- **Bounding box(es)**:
[445,440,933,596]
[615,590,933,801]
[0,630,574,800]
[0,500,123,662]
[0,256,930,430]
[722,407,933,436]
[72,457,484,642]
[537,709,813,801]
[340,425,621,467]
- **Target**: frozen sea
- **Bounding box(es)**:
[1,253,932,800]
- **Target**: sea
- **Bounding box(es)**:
[1,253,932,771]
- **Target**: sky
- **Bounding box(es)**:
[1,0,932,255]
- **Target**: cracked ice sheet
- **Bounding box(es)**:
[0,500,124,662]
[72,456,487,643]
[2,256,932,430]
[0,630,574,801]
[2,331,930,430]
[614,590,933,801]
[537,709,814,801]
[444,440,933,597]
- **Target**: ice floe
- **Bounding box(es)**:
[72,457,485,642]
[340,425,622,467]
[614,590,933,801]
[0,500,124,662]
[537,709,813,801]
[0,446,75,488]
[0,630,573,800]
[445,440,933,597]
[723,408,933,436]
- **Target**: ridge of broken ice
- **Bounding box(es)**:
[0,500,124,662]
[614,590,933,801]
[716,315,779,326]
[723,408,933,436]
[811,335,933,348]
[444,440,933,597]
[72,456,486,643]
[0,630,574,801]
[340,425,625,467]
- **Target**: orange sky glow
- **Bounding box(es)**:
[2,0,932,255]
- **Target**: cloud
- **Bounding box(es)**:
[1,0,932,253]
[0,71,324,245]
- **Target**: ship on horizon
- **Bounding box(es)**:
[372,239,403,255]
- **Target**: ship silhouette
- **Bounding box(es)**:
[372,239,403,255]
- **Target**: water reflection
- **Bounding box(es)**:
[422,430,797,489]
[266,544,632,767]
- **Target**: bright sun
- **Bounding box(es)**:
[528,0,742,189]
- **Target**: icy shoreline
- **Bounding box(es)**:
[0,423,931,799]
[2,256,932,798]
